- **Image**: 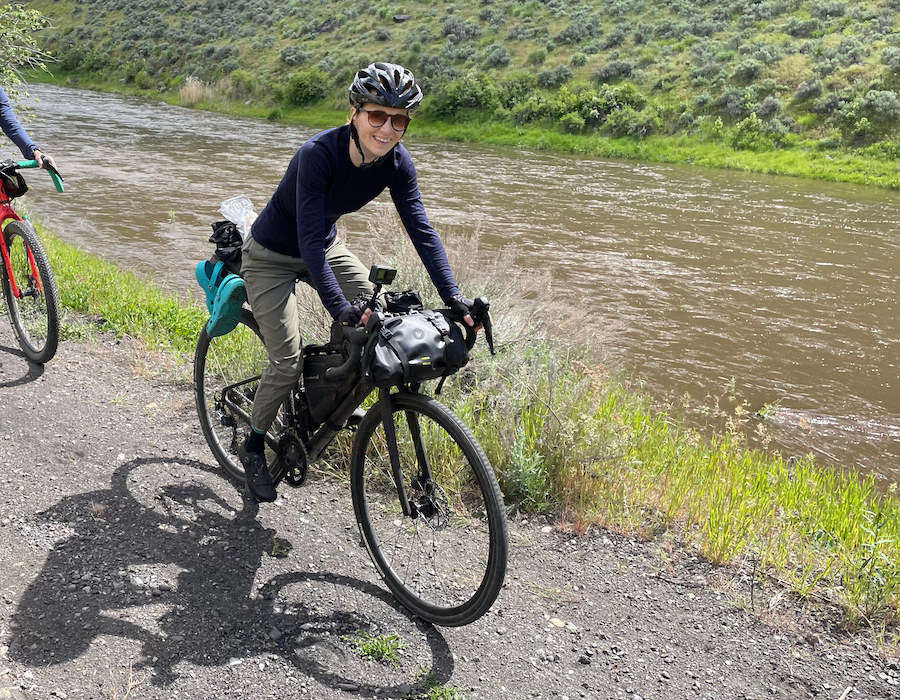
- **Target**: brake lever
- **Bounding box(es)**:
[40,157,64,181]
[472,297,495,355]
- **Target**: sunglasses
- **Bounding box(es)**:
[357,107,411,132]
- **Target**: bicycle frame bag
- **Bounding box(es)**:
[370,310,469,389]
[208,220,243,275]
[0,170,28,199]
[303,338,356,426]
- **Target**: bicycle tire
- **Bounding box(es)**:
[194,309,283,483]
[0,220,60,364]
[350,392,508,626]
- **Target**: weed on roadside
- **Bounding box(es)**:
[349,631,406,665]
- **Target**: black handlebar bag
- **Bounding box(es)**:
[0,170,28,199]
[371,310,469,389]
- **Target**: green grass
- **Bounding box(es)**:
[33,219,207,355]
[421,678,468,700]
[350,631,407,665]
[22,212,900,633]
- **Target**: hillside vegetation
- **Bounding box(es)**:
[19,0,900,181]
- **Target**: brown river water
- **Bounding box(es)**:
[12,85,899,482]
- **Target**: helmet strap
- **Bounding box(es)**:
[349,121,382,170]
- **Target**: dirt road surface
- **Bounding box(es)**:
[0,322,897,699]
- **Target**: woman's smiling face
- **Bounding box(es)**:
[351,103,409,163]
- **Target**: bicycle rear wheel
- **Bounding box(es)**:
[193,310,283,483]
[350,391,508,626]
[1,220,60,364]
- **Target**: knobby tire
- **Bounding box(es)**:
[0,220,60,364]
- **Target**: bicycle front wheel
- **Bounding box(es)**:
[194,310,283,483]
[0,220,60,364]
[351,392,508,626]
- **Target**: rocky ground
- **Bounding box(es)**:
[0,320,898,700]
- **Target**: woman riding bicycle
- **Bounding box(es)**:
[0,84,56,170]
[238,62,478,503]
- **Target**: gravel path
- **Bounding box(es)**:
[0,321,898,700]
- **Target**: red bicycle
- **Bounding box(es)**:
[0,158,64,364]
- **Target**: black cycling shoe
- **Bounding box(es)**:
[238,443,277,503]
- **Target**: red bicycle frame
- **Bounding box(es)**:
[0,174,42,300]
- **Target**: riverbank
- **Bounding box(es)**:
[28,71,900,190]
[25,211,900,637]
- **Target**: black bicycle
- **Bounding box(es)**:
[193,266,508,626]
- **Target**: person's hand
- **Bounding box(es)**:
[337,301,371,328]
[33,150,56,171]
[447,293,481,332]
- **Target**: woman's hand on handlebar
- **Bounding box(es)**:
[33,150,57,171]
[337,300,372,328]
[447,294,482,333]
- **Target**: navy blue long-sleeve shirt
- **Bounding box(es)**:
[0,85,38,159]
[250,125,460,319]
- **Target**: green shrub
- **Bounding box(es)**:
[481,43,511,68]
[602,105,662,138]
[499,72,538,108]
[430,71,501,116]
[560,111,585,133]
[135,70,155,89]
[864,90,900,123]
[882,47,900,73]
[731,59,763,83]
[527,48,547,66]
[728,113,773,151]
[593,60,634,83]
[537,65,572,88]
[280,46,312,66]
[571,53,587,67]
[230,69,254,98]
[285,68,328,105]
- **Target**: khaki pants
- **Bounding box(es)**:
[240,235,372,432]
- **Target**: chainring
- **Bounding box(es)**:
[277,431,309,487]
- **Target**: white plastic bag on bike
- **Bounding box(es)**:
[218,195,255,239]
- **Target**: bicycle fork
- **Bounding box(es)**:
[380,389,436,520]
[0,221,43,299]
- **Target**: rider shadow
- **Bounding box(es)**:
[0,340,44,388]
[10,456,454,696]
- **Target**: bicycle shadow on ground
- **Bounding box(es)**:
[9,456,454,696]
[0,339,44,388]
